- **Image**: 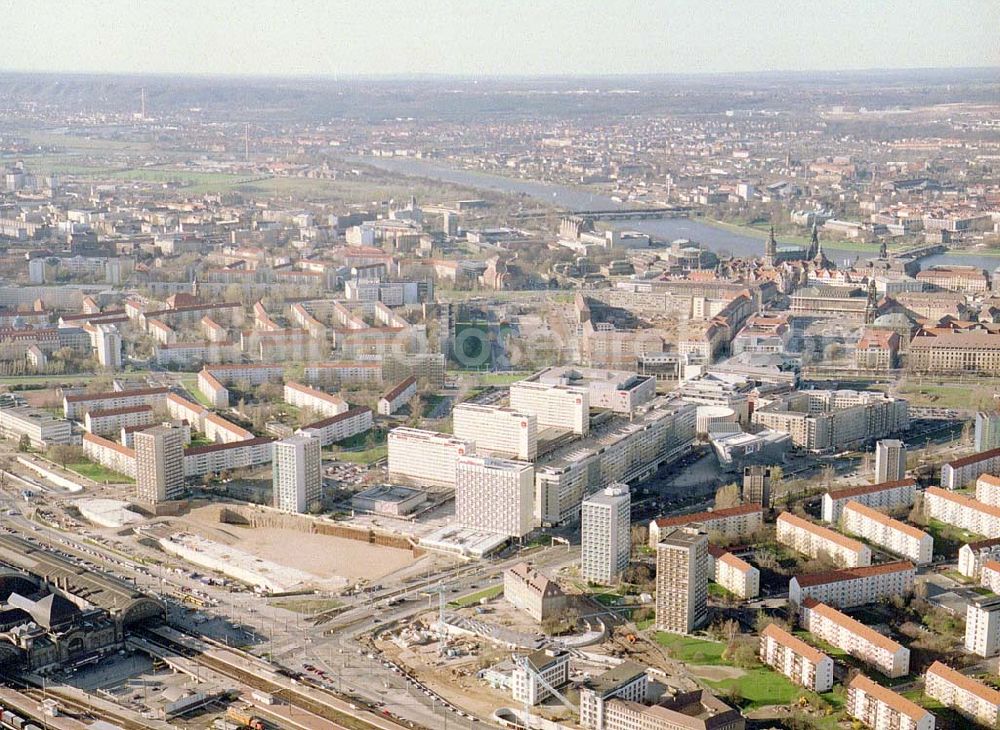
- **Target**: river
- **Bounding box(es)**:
[357,155,998,272]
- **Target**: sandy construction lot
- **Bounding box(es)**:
[175,505,416,583]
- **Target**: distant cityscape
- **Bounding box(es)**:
[0,63,993,730]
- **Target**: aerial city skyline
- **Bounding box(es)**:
[0,5,995,730]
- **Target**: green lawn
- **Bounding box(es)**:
[653,633,727,664]
[927,518,984,556]
[0,373,99,387]
[709,583,736,600]
[180,374,215,408]
[704,668,805,710]
[591,591,625,607]
[898,383,985,409]
[65,460,134,484]
[333,446,387,464]
[448,370,532,386]
[448,584,503,607]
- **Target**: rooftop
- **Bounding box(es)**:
[826,478,916,501]
[794,560,915,588]
[762,623,829,665]
[848,674,929,723]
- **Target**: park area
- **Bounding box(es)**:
[653,632,847,724]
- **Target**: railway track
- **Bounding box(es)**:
[17,685,149,730]
[140,628,419,730]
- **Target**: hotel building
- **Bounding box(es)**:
[509,380,589,435]
[455,456,534,538]
[453,403,538,461]
[387,427,474,488]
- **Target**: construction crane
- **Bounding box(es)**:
[422,584,449,643]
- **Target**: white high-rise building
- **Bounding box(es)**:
[875,440,906,483]
[452,403,537,461]
[966,596,1000,658]
[387,427,474,488]
[976,412,1000,453]
[93,323,122,370]
[272,433,322,513]
[135,424,185,504]
[655,527,708,634]
[509,380,589,435]
[454,456,534,538]
[581,485,631,585]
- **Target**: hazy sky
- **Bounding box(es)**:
[6,0,999,77]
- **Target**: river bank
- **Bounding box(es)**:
[352,154,1000,270]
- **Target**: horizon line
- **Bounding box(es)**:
[0,65,996,84]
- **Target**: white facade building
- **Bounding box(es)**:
[800,598,910,678]
[789,561,916,608]
[941,447,1000,490]
[455,456,534,538]
[581,485,631,585]
[926,661,1000,728]
[453,403,538,461]
[272,433,322,513]
[387,427,474,488]
[841,500,933,565]
[925,487,1000,539]
[847,675,934,730]
[822,478,917,523]
[777,511,872,567]
[283,382,348,418]
[711,550,760,600]
[966,596,1000,658]
[649,504,764,546]
[961,539,1000,579]
[298,407,372,447]
[511,650,570,706]
[759,623,834,692]
[509,380,589,435]
[0,406,72,449]
[976,474,1000,507]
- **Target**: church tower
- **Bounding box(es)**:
[764,226,777,266]
[865,277,878,324]
[807,223,819,260]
